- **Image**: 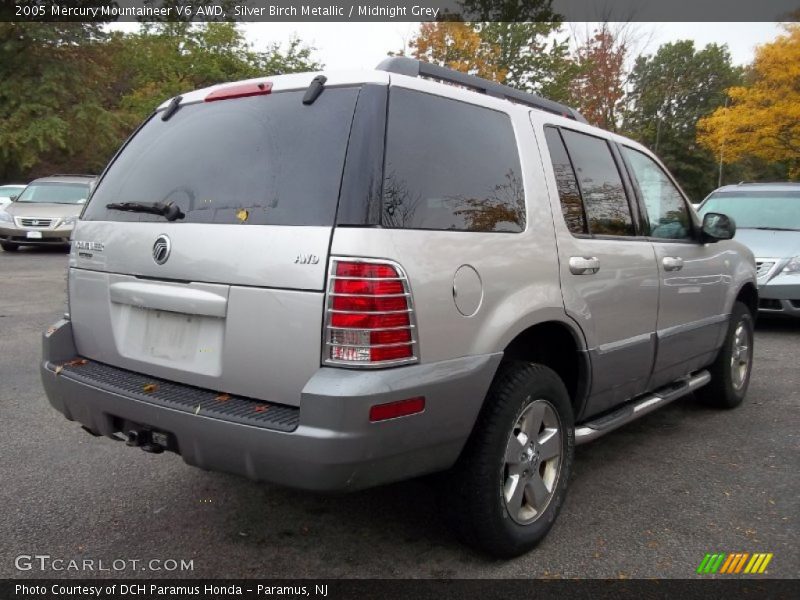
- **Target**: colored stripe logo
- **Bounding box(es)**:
[697,552,773,574]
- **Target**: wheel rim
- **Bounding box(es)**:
[730,320,752,391]
[502,398,563,525]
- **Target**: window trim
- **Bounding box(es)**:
[378,85,527,234]
[547,124,641,240]
[617,143,701,244]
[543,125,589,235]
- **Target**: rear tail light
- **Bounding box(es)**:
[324,258,418,367]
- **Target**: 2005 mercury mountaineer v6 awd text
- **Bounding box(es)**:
[41,58,758,557]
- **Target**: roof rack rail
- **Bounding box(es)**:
[376,57,587,123]
[48,174,97,178]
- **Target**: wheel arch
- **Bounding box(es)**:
[494,319,591,420]
[735,281,758,319]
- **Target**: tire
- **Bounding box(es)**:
[444,362,574,558]
[1,242,18,252]
[697,301,754,409]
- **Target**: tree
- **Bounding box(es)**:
[407,20,576,101]
[409,22,506,81]
[623,41,742,200]
[476,22,576,102]
[569,23,631,130]
[0,22,321,181]
[0,22,120,180]
[697,24,800,178]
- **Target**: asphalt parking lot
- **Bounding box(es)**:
[1,247,798,579]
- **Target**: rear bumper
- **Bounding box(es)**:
[41,319,501,491]
[758,278,800,317]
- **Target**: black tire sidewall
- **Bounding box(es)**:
[707,302,754,408]
[455,363,574,557]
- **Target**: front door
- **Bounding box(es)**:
[619,146,729,388]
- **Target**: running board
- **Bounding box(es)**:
[574,370,711,445]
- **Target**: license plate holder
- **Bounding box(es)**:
[26,231,43,239]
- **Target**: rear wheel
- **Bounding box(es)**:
[444,362,574,557]
[697,301,754,409]
[1,242,18,252]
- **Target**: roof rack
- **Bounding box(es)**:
[376,57,587,123]
[48,174,97,178]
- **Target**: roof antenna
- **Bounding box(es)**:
[302,75,327,105]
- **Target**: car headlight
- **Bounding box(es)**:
[0,211,12,223]
[61,216,77,227]
[782,256,800,274]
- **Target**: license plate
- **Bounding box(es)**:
[26,231,43,239]
[145,310,196,361]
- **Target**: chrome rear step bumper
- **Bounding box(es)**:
[574,370,711,445]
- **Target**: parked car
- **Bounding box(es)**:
[0,183,27,207]
[40,59,757,557]
[0,175,95,252]
[699,182,800,317]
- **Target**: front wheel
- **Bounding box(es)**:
[1,242,19,252]
[697,301,754,409]
[444,362,574,558]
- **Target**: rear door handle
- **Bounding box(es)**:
[569,256,600,275]
[662,257,684,272]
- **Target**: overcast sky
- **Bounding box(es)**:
[109,22,784,69]
[243,22,783,69]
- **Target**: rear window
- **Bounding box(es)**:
[381,88,525,232]
[84,88,360,225]
[17,183,89,204]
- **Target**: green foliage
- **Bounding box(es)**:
[475,22,577,102]
[0,22,321,182]
[622,41,743,200]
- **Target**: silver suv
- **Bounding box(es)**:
[41,59,757,557]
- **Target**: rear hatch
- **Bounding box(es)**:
[68,84,362,406]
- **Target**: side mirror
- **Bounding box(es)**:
[701,212,736,242]
[9,195,17,202]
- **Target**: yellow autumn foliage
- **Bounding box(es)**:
[410,22,507,83]
[697,24,800,176]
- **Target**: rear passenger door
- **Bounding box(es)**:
[619,146,729,388]
[541,126,659,418]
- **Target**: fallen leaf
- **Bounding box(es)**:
[195,404,201,415]
[215,393,231,402]
[254,405,268,413]
[236,208,249,223]
[66,358,88,367]
[54,365,64,375]
[142,383,158,394]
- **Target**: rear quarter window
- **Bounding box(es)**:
[381,88,525,232]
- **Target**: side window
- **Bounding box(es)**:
[622,147,691,240]
[544,127,586,234]
[561,129,635,236]
[381,88,525,232]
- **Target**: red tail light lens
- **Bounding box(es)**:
[324,258,418,367]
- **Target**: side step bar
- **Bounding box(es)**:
[574,370,711,445]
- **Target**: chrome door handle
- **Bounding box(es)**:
[569,256,600,275]
[662,257,684,271]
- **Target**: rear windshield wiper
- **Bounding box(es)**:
[106,201,184,221]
